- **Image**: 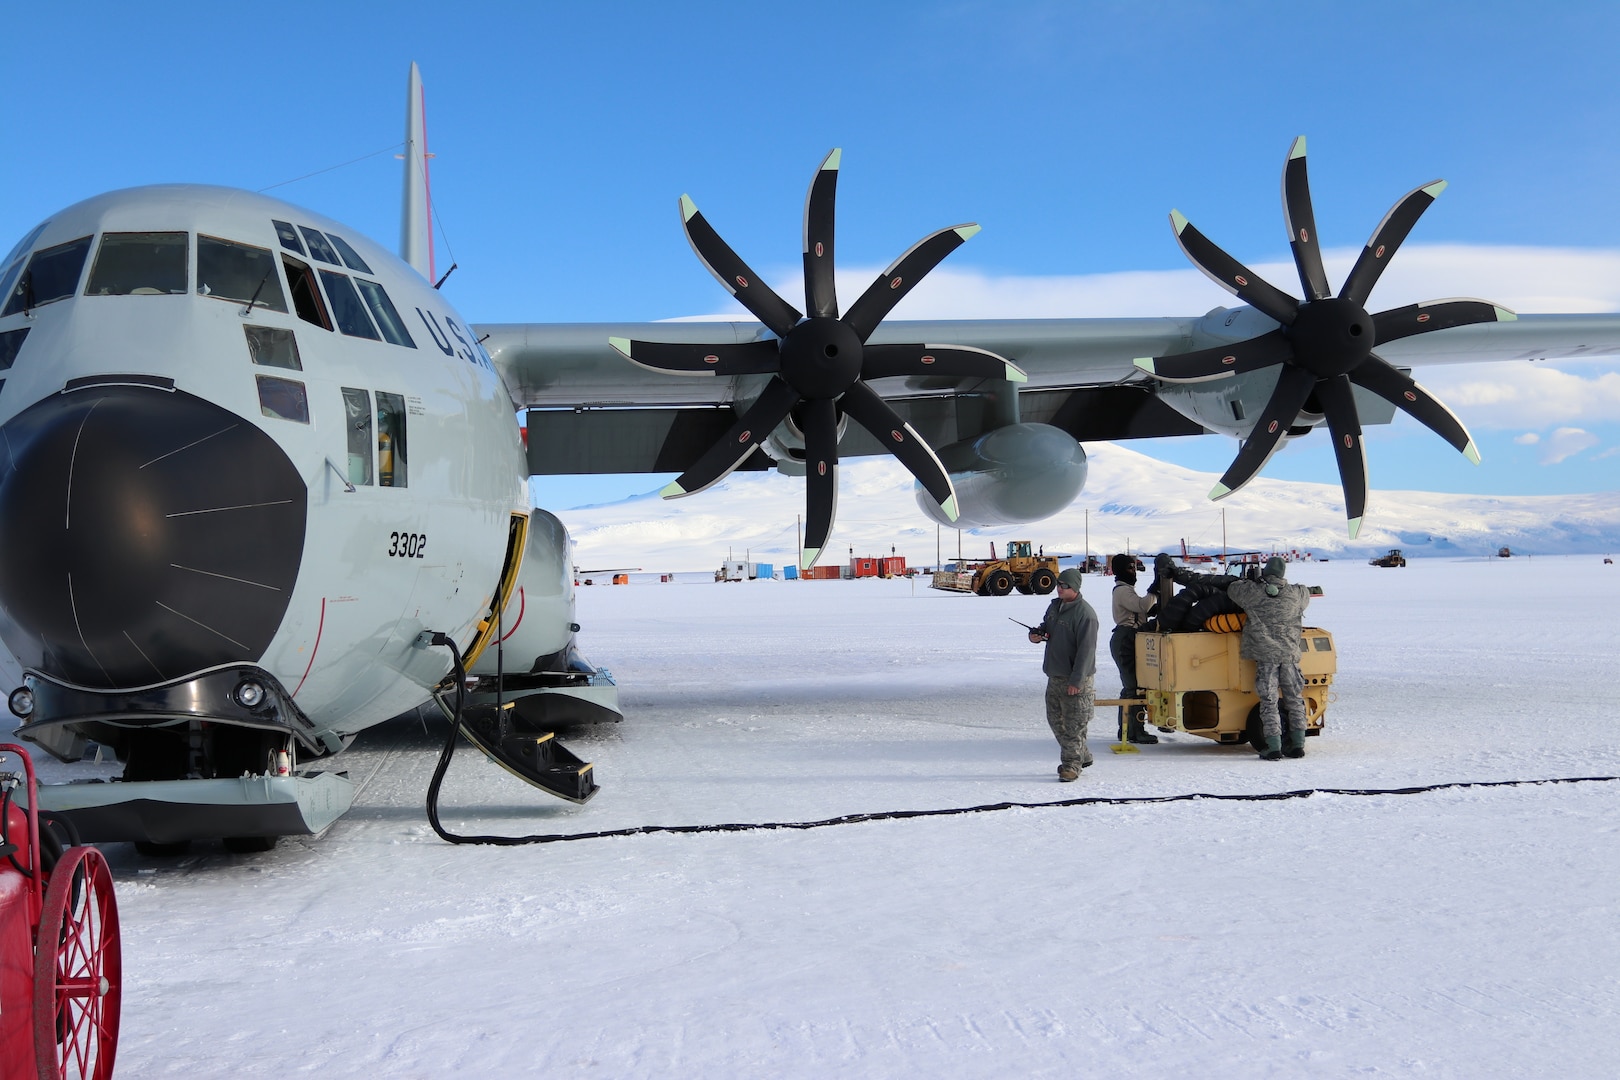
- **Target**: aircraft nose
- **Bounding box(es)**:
[0,381,307,688]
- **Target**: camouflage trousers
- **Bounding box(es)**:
[1044,674,1095,769]
[1254,660,1307,738]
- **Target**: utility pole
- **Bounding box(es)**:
[796,515,802,578]
[1084,509,1090,570]
[1221,507,1227,568]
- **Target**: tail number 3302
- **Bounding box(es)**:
[389,531,428,558]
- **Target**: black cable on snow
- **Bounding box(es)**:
[426,766,1620,848]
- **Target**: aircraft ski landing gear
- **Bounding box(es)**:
[456,702,598,805]
[422,631,599,846]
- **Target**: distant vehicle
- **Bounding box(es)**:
[716,560,771,582]
[931,540,1060,596]
[1498,546,1513,558]
[1370,549,1407,567]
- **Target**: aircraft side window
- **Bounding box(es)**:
[243,325,302,370]
[1,236,93,317]
[298,227,341,266]
[256,375,309,424]
[272,220,306,256]
[197,235,288,313]
[318,270,381,340]
[87,232,188,296]
[376,392,407,488]
[353,279,416,348]
[342,387,373,485]
[282,255,332,330]
[326,233,374,275]
[0,328,28,370]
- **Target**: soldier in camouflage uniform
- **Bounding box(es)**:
[1028,567,1098,781]
[1167,554,1313,760]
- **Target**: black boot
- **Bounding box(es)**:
[1258,735,1283,761]
[1128,705,1158,744]
[1283,728,1306,758]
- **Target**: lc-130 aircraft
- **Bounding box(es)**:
[2,64,1618,849]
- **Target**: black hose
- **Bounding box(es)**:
[423,633,470,845]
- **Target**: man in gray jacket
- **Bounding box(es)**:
[1028,567,1099,781]
[1165,555,1313,760]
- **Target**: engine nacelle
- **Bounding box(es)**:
[1154,306,1397,439]
[915,423,1088,528]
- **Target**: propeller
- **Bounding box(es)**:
[610,150,1025,568]
[1134,137,1515,538]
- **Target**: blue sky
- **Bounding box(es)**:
[4,1,1618,508]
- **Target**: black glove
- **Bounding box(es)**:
[1154,553,1174,575]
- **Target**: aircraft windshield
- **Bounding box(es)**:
[353,279,415,348]
[1,221,50,270]
[197,236,288,312]
[1,236,92,317]
[272,220,305,256]
[326,234,373,275]
[299,227,341,266]
[319,270,380,340]
[86,232,188,296]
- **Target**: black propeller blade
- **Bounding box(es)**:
[1137,136,1511,537]
[611,150,1024,568]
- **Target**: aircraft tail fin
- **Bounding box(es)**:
[401,61,434,280]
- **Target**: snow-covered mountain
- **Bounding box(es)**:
[550,442,1620,572]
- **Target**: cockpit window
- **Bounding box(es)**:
[272,220,306,256]
[299,227,341,266]
[197,235,288,313]
[1,221,50,271]
[244,325,302,370]
[353,279,416,348]
[342,388,373,485]
[1,236,93,317]
[0,328,28,370]
[318,270,380,340]
[326,234,373,275]
[282,255,331,330]
[86,232,188,296]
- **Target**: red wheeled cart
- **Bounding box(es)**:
[1,743,121,1080]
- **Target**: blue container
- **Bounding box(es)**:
[783,565,798,580]
[755,563,774,579]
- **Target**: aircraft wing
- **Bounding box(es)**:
[481,312,1620,476]
[482,311,1620,410]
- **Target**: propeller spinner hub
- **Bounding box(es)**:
[1286,297,1375,378]
[779,317,864,400]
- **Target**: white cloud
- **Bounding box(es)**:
[701,243,1620,322]
[1417,363,1620,429]
[1515,432,1541,445]
[1540,427,1601,465]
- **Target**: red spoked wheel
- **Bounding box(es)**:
[33,846,120,1080]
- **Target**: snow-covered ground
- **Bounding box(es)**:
[17,554,1618,1078]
